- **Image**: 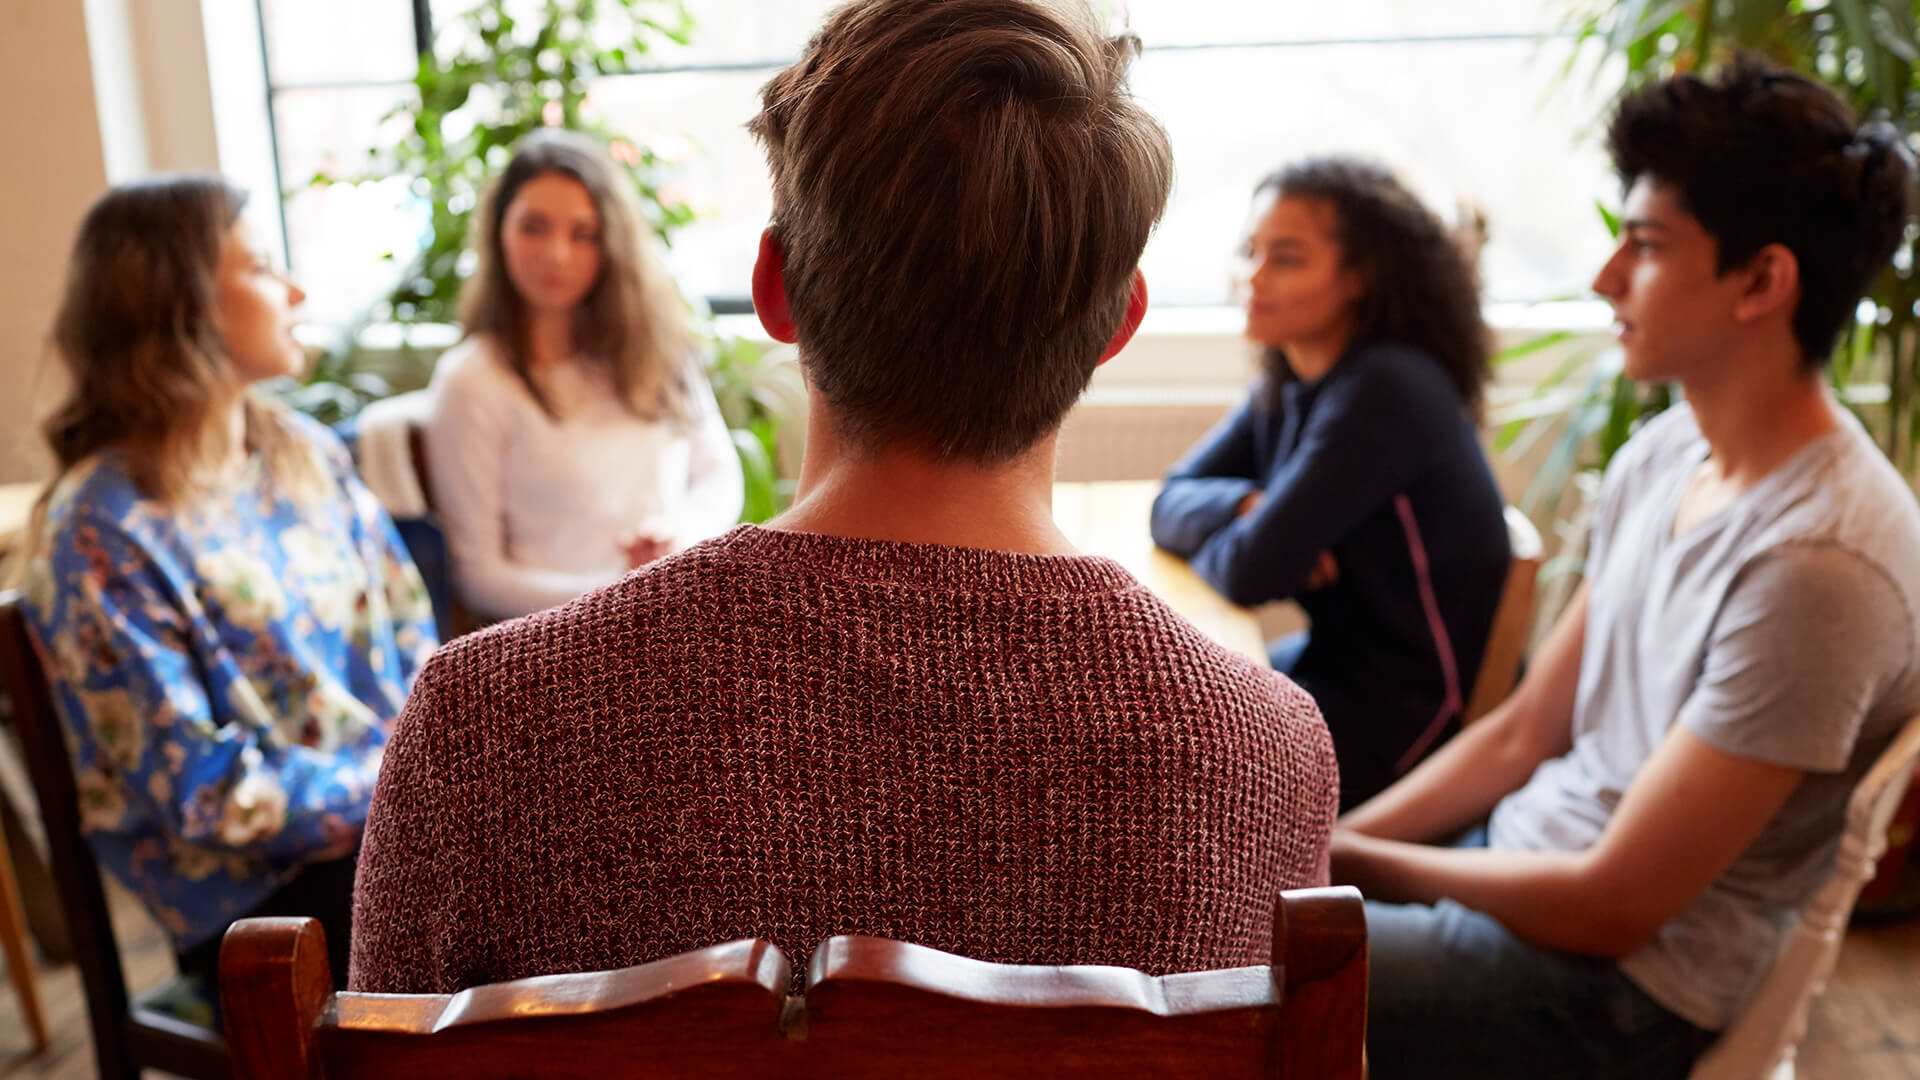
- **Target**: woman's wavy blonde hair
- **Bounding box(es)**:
[459,129,697,426]
[29,176,325,549]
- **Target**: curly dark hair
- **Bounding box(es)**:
[1607,53,1912,369]
[1256,158,1492,417]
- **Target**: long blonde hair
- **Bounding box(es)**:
[459,129,697,426]
[29,177,325,549]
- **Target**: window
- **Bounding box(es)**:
[255,1,1620,327]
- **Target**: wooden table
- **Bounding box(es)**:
[0,477,1269,663]
[1053,480,1269,666]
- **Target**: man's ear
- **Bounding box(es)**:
[752,229,798,344]
[1731,243,1801,327]
[1098,270,1149,365]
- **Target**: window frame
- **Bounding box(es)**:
[252,3,1580,319]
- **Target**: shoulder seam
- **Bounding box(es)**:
[1741,538,1918,672]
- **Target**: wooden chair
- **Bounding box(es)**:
[403,419,481,639]
[0,590,229,1079]
[0,793,48,1052]
[1464,506,1545,724]
[1690,712,1920,1080]
[221,886,1367,1079]
[0,500,48,1055]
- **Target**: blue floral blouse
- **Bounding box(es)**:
[21,411,437,951]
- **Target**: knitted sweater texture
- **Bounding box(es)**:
[349,526,1338,994]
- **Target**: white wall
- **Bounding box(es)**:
[0,0,256,484]
[0,2,109,484]
[84,0,223,180]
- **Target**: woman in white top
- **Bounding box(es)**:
[427,129,743,620]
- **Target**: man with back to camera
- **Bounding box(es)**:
[1333,55,1920,1078]
[348,0,1339,995]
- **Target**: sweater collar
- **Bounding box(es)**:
[710,525,1143,597]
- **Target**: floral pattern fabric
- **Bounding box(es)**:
[22,412,437,950]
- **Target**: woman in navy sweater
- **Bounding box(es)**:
[1152,158,1510,809]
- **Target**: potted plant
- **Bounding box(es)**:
[295,0,798,519]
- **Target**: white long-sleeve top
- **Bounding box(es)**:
[424,335,744,620]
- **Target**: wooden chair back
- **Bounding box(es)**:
[404,419,482,638]
[1465,506,1544,724]
[0,783,48,1050]
[222,886,1366,1079]
[0,590,229,1078]
[404,420,438,515]
[1690,712,1920,1080]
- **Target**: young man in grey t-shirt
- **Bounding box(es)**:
[1333,57,1920,1079]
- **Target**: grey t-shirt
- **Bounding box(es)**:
[1487,403,1920,1031]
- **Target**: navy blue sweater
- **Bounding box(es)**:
[1151,342,1510,805]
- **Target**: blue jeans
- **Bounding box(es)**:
[1365,832,1718,1078]
[1267,629,1309,673]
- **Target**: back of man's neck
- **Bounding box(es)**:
[774,421,1075,556]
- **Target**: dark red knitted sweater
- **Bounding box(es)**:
[348,526,1338,994]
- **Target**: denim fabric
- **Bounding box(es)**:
[1266,630,1310,674]
[1365,898,1718,1079]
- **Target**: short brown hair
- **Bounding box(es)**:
[749,0,1173,462]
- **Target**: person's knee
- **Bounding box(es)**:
[1364,901,1455,1015]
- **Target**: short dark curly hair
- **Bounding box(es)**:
[1258,158,1492,417]
[1607,53,1912,368]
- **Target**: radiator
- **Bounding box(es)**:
[1054,398,1236,482]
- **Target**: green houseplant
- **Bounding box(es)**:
[1493,204,1674,524]
[359,0,696,326]
[295,0,797,520]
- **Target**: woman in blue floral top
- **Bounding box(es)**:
[19,177,437,990]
